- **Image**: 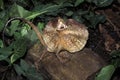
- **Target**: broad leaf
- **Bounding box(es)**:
[0,47,12,61]
[16,4,31,17]
[14,59,43,80]
[0,47,12,55]
[93,0,113,7]
[110,50,120,68]
[53,0,67,4]
[95,65,115,80]
[0,11,9,32]
[0,20,4,31]
[26,4,61,19]
[75,0,84,6]
[83,12,106,28]
[10,38,27,63]
[21,24,30,36]
[14,64,25,75]
[20,59,30,72]
[37,22,45,31]
[0,0,4,9]
[65,11,73,16]
[0,55,8,61]
[0,39,3,48]
[26,67,43,80]
[9,20,20,36]
[9,3,31,18]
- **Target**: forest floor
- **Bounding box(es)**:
[87,2,120,79]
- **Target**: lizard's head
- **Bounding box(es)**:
[44,17,68,32]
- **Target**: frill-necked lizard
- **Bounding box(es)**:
[4,17,89,62]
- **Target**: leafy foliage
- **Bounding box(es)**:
[0,47,12,61]
[0,39,3,48]
[110,50,120,68]
[75,0,84,6]
[14,60,43,80]
[0,38,27,64]
[95,65,115,80]
[0,0,4,9]
[92,0,113,7]
[95,50,120,80]
[83,12,106,28]
[85,0,113,7]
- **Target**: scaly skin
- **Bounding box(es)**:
[43,18,89,54]
[5,17,89,63]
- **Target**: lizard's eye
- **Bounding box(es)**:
[59,26,65,29]
[59,24,67,29]
[57,25,67,30]
[57,22,67,30]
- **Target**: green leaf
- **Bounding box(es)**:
[17,4,31,17]
[0,20,4,31]
[21,24,30,36]
[0,47,12,55]
[25,30,38,42]
[27,4,62,19]
[0,10,6,18]
[10,54,21,64]
[53,0,67,4]
[110,50,120,58]
[95,65,115,80]
[14,60,32,76]
[14,59,43,80]
[65,11,73,16]
[21,29,28,36]
[77,10,88,15]
[10,38,27,63]
[26,5,49,19]
[0,39,3,48]
[85,0,92,3]
[0,47,12,61]
[9,3,31,18]
[26,73,43,80]
[9,20,20,36]
[110,50,120,68]
[84,12,106,28]
[14,32,22,39]
[0,55,8,61]
[26,11,47,19]
[75,0,84,6]
[0,0,4,9]
[0,11,9,32]
[93,0,113,7]
[14,64,25,75]
[37,22,45,31]
[33,4,61,12]
[20,59,30,72]
[5,18,28,39]
[26,67,43,80]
